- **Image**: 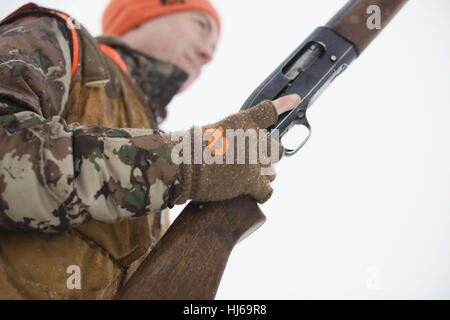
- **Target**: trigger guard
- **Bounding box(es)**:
[281,118,312,157]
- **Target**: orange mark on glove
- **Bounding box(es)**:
[206,126,228,156]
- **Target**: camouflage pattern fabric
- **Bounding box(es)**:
[105,38,188,125]
[0,15,184,233]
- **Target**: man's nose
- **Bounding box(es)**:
[196,44,214,65]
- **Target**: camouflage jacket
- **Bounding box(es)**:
[0,11,188,233]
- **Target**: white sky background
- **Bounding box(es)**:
[2,0,450,299]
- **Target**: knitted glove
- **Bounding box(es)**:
[163,100,284,204]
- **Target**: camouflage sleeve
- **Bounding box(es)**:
[0,16,182,233]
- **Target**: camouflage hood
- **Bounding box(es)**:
[96,35,189,126]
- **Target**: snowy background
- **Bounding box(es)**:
[2,0,450,299]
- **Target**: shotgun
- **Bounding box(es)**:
[116,0,408,300]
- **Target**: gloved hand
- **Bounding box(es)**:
[163,94,301,204]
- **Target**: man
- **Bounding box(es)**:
[0,0,300,299]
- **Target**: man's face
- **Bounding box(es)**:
[121,11,219,91]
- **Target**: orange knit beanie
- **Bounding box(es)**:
[102,0,221,36]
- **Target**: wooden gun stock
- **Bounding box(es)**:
[116,196,264,300]
[327,0,408,54]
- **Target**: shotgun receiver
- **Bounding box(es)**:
[241,27,356,155]
[241,0,407,156]
[117,0,408,300]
